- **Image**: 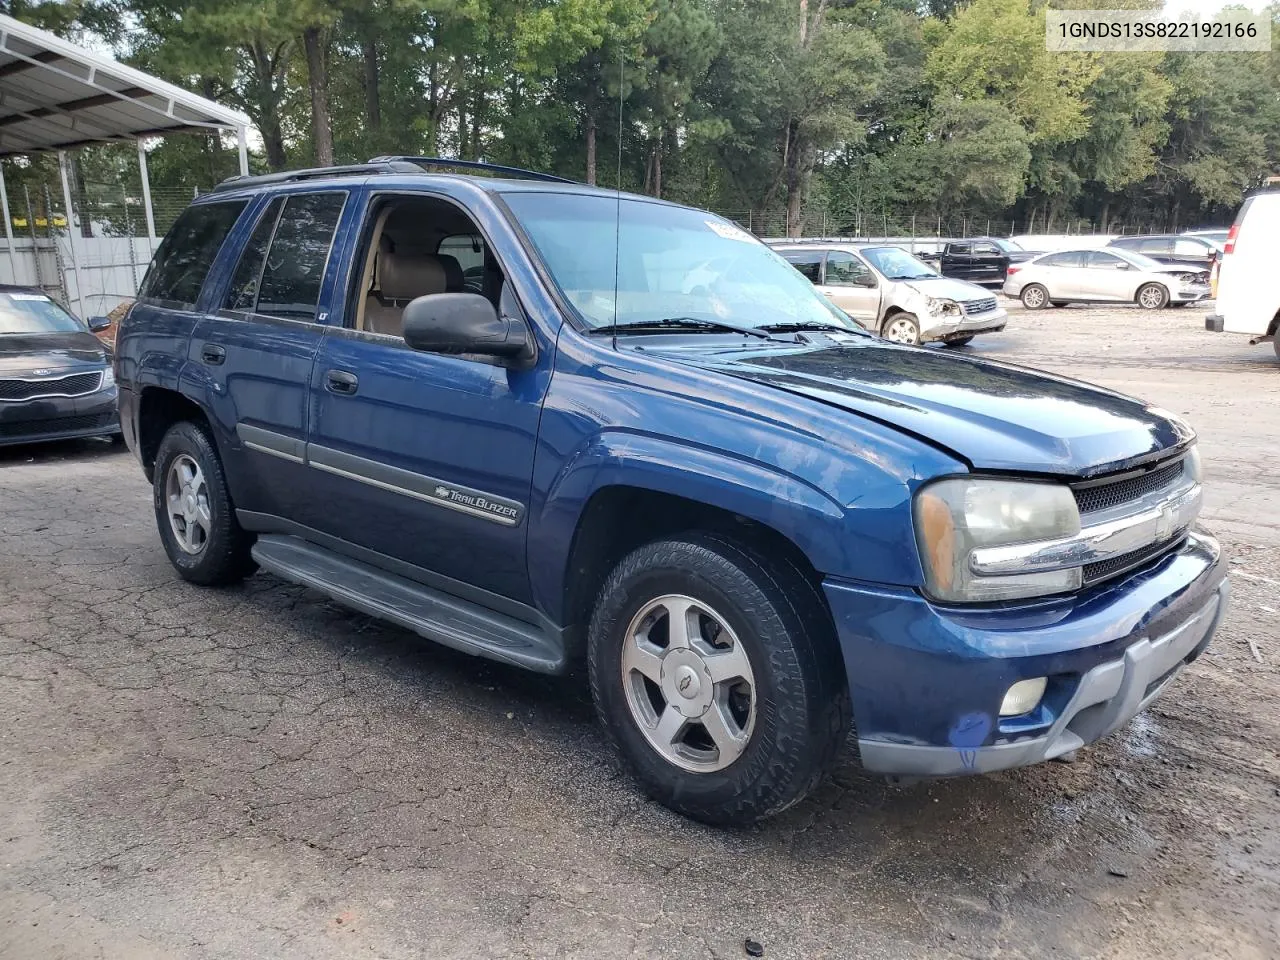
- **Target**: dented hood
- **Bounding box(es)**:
[672,339,1193,478]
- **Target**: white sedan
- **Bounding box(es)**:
[1003,248,1211,310]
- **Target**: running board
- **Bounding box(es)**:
[251,535,565,673]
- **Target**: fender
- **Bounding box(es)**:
[528,428,932,621]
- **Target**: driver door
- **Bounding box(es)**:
[818,250,880,328]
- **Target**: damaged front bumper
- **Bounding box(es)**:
[823,532,1227,777]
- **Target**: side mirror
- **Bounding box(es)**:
[88,315,111,332]
[402,293,534,366]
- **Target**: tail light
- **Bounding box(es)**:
[1224,224,1239,255]
[1006,264,1022,276]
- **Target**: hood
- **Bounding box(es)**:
[0,331,108,376]
[897,275,997,302]
[669,339,1192,478]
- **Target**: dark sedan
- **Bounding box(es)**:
[1108,234,1218,273]
[0,286,119,447]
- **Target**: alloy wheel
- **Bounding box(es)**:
[165,453,212,555]
[620,594,756,773]
[884,316,920,345]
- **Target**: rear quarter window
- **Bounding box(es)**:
[138,201,248,308]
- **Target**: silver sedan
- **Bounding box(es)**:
[1003,248,1211,310]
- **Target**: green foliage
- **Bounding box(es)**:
[7,0,1280,233]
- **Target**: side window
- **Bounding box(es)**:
[138,201,247,307]
[1041,252,1084,268]
[438,234,486,293]
[1086,251,1125,268]
[824,251,874,286]
[971,242,998,255]
[1174,238,1206,256]
[1138,238,1171,255]
[224,197,284,312]
[252,192,347,322]
[948,242,972,255]
[782,251,823,283]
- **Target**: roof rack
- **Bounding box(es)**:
[212,160,423,193]
[212,155,577,194]
[369,156,576,183]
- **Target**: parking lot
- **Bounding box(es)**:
[1,301,1276,960]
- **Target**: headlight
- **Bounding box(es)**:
[100,366,115,389]
[914,478,1081,602]
[925,296,962,317]
[1184,445,1202,483]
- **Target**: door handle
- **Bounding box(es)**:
[326,369,359,395]
[200,344,226,365]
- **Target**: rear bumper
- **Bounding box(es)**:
[823,531,1227,777]
[0,388,118,447]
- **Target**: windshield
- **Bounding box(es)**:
[859,246,938,280]
[0,291,84,334]
[1114,249,1167,271]
[992,237,1023,253]
[502,192,859,332]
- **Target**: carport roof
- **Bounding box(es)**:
[0,13,251,157]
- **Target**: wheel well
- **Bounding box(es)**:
[137,388,209,481]
[562,486,833,652]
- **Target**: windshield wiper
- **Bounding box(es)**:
[601,317,775,339]
[758,321,860,334]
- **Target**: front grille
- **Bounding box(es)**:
[1082,536,1185,586]
[1074,459,1185,515]
[0,371,102,401]
[0,411,117,439]
[962,297,997,316]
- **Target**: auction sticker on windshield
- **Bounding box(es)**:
[705,221,755,243]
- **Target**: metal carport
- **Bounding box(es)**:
[0,13,251,311]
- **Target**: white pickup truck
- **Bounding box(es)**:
[1206,191,1280,358]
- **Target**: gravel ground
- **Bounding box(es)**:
[1,300,1277,960]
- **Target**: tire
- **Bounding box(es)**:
[587,532,849,825]
[1136,282,1169,310]
[1021,284,1049,310]
[881,312,921,345]
[944,336,974,348]
[152,420,256,586]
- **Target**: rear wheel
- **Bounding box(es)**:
[587,533,848,825]
[1136,283,1169,310]
[881,312,921,345]
[1021,284,1049,310]
[153,421,256,585]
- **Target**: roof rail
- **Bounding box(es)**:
[369,156,576,184]
[212,160,423,193]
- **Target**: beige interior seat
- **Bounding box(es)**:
[365,242,449,338]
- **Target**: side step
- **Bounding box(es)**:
[251,535,565,673]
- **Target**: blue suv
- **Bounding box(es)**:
[116,157,1228,824]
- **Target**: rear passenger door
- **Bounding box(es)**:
[191,189,350,522]
[941,242,972,279]
[967,241,1003,284]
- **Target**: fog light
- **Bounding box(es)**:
[999,677,1047,717]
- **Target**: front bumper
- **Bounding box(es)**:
[0,388,119,447]
[923,308,1008,342]
[1173,285,1210,303]
[823,532,1227,777]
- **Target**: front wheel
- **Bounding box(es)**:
[1136,283,1169,310]
[587,534,848,825]
[152,420,256,585]
[882,312,921,345]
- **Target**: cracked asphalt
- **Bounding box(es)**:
[1,303,1277,959]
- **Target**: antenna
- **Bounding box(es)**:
[611,46,623,348]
